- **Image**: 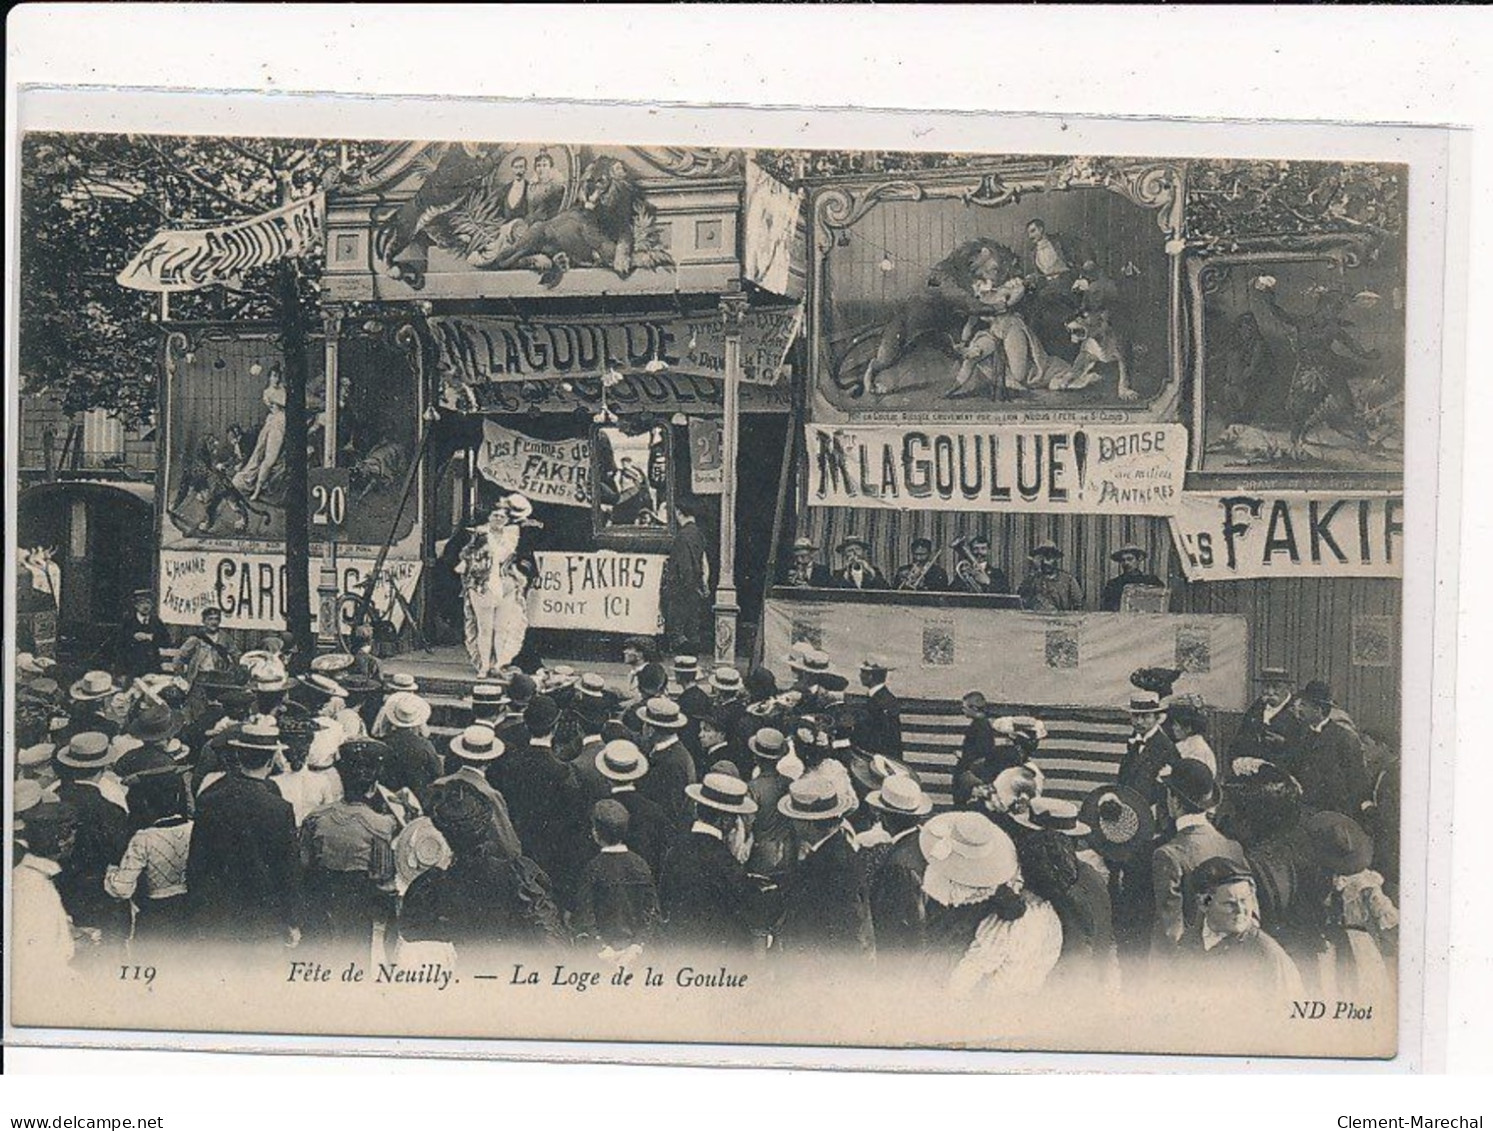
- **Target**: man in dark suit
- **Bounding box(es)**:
[498,695,586,906]
[1150,761,1247,953]
[1112,690,1179,960]
[1290,681,1370,818]
[1228,666,1306,775]
[864,775,932,954]
[777,537,833,588]
[1100,545,1166,612]
[112,590,172,680]
[431,724,524,860]
[952,697,1040,809]
[637,697,698,831]
[594,739,670,877]
[893,537,950,592]
[184,718,302,945]
[663,498,712,657]
[854,657,903,763]
[832,537,888,590]
[951,534,1012,595]
[775,777,874,958]
[1118,691,1180,820]
[657,772,761,952]
[744,728,795,885]
[53,732,132,944]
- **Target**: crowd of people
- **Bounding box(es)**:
[12,615,1400,1005]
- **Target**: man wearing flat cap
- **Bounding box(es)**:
[1176,857,1302,997]
[1100,545,1165,612]
[657,772,762,952]
[1291,681,1370,818]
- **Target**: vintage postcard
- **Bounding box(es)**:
[5,90,1453,1066]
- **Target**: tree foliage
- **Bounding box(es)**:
[19,133,383,425]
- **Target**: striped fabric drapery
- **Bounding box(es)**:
[797,507,1176,609]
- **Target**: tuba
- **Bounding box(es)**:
[951,535,992,593]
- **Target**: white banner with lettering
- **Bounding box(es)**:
[526,551,665,635]
[805,423,1187,515]
[1170,491,1405,581]
[476,421,592,508]
[117,193,325,293]
[158,549,420,631]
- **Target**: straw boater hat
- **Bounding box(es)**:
[384,691,432,731]
[310,652,357,676]
[1012,795,1092,837]
[919,811,1019,891]
[748,727,788,763]
[777,775,852,821]
[859,656,896,676]
[595,739,649,783]
[867,773,933,818]
[18,652,56,678]
[1302,811,1374,876]
[299,673,348,700]
[18,742,56,769]
[1127,690,1164,714]
[639,697,688,730]
[673,656,701,679]
[394,817,452,893]
[578,673,609,699]
[710,667,745,696]
[688,772,759,816]
[991,715,1048,746]
[226,717,288,760]
[448,724,504,763]
[1079,784,1156,862]
[68,671,117,703]
[470,684,508,714]
[383,672,420,693]
[55,732,119,772]
[850,751,923,794]
[1109,544,1148,563]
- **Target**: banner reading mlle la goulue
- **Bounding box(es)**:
[805,423,1187,515]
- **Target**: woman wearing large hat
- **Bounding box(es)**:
[919,811,1062,997]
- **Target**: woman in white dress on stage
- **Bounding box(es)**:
[455,494,535,678]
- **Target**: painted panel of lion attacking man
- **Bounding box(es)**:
[378,143,676,291]
[810,167,1179,421]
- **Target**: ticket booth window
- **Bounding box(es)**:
[592,421,675,548]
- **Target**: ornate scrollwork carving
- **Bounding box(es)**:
[631,147,741,178]
[815,181,927,237]
[1197,263,1234,296]
[960,173,1024,209]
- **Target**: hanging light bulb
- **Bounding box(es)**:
[688,327,698,351]
[249,363,263,376]
[879,255,894,273]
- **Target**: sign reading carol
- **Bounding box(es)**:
[805,423,1186,514]
[1169,491,1404,581]
[476,421,591,507]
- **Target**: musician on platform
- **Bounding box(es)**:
[832,537,888,591]
[950,534,1012,595]
[893,537,950,592]
[777,537,833,589]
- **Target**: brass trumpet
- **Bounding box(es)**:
[951,534,992,592]
[896,543,945,591]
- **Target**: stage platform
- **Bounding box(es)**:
[376,646,1133,810]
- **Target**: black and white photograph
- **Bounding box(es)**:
[3,71,1457,1077]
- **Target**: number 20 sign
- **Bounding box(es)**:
[308,468,351,531]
